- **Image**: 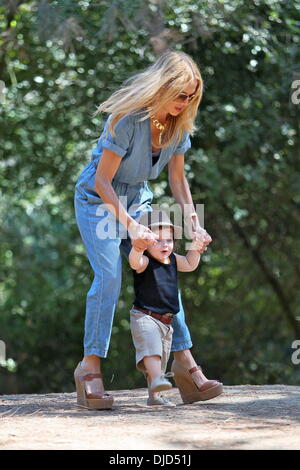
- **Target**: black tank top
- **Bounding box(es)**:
[132,252,179,315]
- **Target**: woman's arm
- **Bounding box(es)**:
[168,153,212,245]
[95,148,134,230]
[95,149,157,250]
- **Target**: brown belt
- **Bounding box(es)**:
[133,305,174,324]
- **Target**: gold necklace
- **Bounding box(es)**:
[150,116,166,145]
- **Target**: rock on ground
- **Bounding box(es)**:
[0,385,299,450]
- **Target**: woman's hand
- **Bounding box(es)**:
[128,221,158,252]
[184,212,212,245]
[184,214,212,248]
[190,231,211,254]
[193,225,212,245]
[188,224,212,254]
[190,234,207,253]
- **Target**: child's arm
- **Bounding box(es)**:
[129,246,149,274]
[174,238,204,272]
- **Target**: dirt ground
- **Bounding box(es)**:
[0,385,299,450]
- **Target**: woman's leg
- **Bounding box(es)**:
[171,289,193,352]
[171,290,215,387]
[173,349,215,387]
[75,193,123,384]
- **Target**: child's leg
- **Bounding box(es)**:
[130,309,174,400]
[143,355,161,381]
[130,309,164,381]
[142,355,162,400]
[142,356,175,407]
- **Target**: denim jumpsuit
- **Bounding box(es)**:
[74,108,193,358]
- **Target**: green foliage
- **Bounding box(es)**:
[0,0,300,394]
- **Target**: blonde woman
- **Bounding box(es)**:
[74,50,222,409]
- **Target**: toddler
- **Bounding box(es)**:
[128,209,204,407]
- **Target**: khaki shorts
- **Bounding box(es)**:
[130,307,174,374]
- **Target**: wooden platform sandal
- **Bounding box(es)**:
[74,362,114,410]
[171,359,223,404]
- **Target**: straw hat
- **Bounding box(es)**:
[137,210,182,239]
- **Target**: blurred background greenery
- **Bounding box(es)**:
[0,0,299,394]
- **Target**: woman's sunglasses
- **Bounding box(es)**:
[174,92,197,103]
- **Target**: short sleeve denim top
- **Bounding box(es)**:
[90,108,191,184]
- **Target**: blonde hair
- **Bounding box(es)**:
[92,50,203,149]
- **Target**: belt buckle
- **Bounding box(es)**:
[164,313,174,318]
